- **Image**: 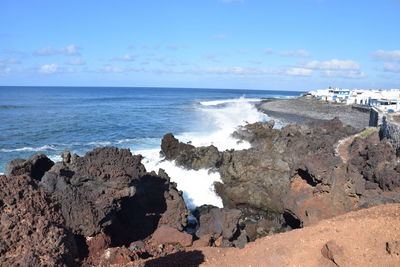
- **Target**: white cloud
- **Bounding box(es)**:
[38,64,58,74]
[166,45,178,50]
[383,62,400,73]
[322,70,365,79]
[286,68,313,76]
[0,66,11,75]
[154,66,275,76]
[371,50,400,61]
[264,48,273,54]
[66,58,86,65]
[153,56,166,62]
[213,34,228,40]
[99,66,125,73]
[304,59,360,70]
[280,49,310,57]
[34,44,80,56]
[2,48,25,55]
[112,54,135,62]
[0,58,21,64]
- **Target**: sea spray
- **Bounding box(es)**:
[135,97,271,209]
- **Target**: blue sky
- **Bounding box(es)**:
[0,0,399,90]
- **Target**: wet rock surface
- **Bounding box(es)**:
[161,133,222,170]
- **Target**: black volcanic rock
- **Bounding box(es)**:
[161,133,195,160]
[41,147,188,238]
[161,133,222,170]
[5,154,54,180]
[167,117,400,240]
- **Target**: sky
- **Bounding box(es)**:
[0,0,399,91]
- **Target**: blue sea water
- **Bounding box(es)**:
[0,86,301,175]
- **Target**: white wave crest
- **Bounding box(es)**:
[182,96,269,151]
[199,97,262,106]
[136,148,223,210]
[0,145,57,153]
[132,96,270,209]
[86,141,112,146]
[48,154,63,163]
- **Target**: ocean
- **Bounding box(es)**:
[0,86,302,208]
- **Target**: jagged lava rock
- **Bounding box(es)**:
[5,154,54,180]
[41,147,188,238]
[161,133,222,170]
[161,133,195,160]
[0,175,78,266]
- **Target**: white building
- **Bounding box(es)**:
[306,88,400,112]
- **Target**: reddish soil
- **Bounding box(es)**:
[195,204,400,267]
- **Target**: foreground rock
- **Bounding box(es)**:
[41,147,188,238]
[194,205,245,248]
[198,204,400,267]
[2,147,191,266]
[0,175,78,266]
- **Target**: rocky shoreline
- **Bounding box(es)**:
[1,115,400,266]
[257,97,370,129]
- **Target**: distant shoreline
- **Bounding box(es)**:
[257,97,370,130]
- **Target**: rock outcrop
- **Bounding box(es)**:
[40,147,188,240]
[161,133,222,170]
[5,154,54,180]
[40,147,145,237]
[0,175,78,266]
[163,118,400,241]
[161,133,195,160]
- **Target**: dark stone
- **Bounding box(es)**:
[161,133,195,160]
[41,147,188,238]
[5,154,54,180]
[386,240,400,255]
[194,205,244,247]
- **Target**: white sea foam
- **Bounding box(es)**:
[136,148,223,210]
[48,154,63,163]
[87,141,112,146]
[199,97,262,106]
[0,145,57,153]
[180,96,268,150]
[133,97,270,210]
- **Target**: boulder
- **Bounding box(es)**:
[151,225,193,247]
[194,205,244,247]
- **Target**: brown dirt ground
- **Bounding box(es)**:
[195,204,400,267]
